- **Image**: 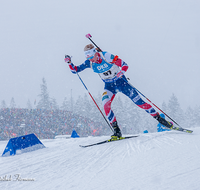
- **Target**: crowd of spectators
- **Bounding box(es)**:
[0,108,109,140]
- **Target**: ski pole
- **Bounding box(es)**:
[85,34,102,52]
[85,33,180,126]
[70,63,114,133]
[126,81,180,126]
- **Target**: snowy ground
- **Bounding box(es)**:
[0,127,200,190]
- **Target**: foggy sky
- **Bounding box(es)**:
[0,0,199,110]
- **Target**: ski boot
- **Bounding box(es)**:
[154,113,173,129]
[110,121,123,141]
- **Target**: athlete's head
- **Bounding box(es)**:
[84,44,96,60]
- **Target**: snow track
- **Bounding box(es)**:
[0,128,200,190]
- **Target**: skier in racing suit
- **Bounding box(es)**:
[65,44,173,139]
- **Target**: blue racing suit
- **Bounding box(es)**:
[68,51,157,124]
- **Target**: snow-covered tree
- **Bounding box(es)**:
[1,100,7,109]
[193,106,200,127]
[27,99,32,109]
[10,97,16,108]
[50,97,59,110]
[168,93,184,125]
[162,101,168,113]
[61,97,69,110]
[37,78,51,110]
[112,95,128,131]
[82,93,92,117]
[185,106,196,128]
[88,92,104,123]
[124,98,142,134]
[74,95,84,115]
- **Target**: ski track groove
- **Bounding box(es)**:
[121,132,181,161]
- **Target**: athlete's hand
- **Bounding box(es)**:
[116,70,125,78]
[64,55,71,63]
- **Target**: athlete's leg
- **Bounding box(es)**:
[102,86,122,138]
[120,82,158,117]
[120,81,173,128]
[102,89,116,124]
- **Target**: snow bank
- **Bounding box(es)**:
[0,127,200,190]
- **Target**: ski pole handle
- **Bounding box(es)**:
[85,33,102,52]
[85,33,92,38]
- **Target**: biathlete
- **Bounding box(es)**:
[64,44,173,139]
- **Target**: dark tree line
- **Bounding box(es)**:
[1,78,199,136]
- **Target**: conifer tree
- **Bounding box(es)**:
[185,106,196,128]
[162,101,168,113]
[120,97,142,134]
[37,78,51,110]
[27,99,32,109]
[61,97,70,111]
[89,92,104,123]
[112,96,126,129]
[74,95,83,115]
[51,97,59,110]
[10,97,16,108]
[168,93,184,125]
[193,106,200,127]
[1,100,7,109]
[82,93,91,117]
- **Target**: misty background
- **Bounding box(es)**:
[0,0,200,111]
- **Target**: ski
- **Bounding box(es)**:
[170,126,193,133]
[79,135,139,148]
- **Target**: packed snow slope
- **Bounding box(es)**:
[0,127,200,190]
